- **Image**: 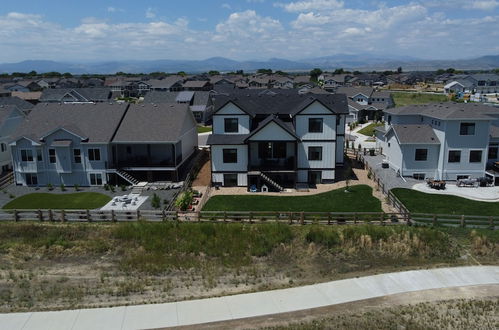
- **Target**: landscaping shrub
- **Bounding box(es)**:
[150,193,161,209]
[175,191,193,211]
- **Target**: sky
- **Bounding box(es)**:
[0,0,498,63]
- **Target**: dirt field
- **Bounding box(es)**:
[192,158,211,187]
[0,222,497,313]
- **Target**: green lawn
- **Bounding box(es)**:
[391,188,499,216]
[357,122,384,137]
[197,126,212,133]
[392,92,449,107]
[3,192,112,210]
[203,185,381,212]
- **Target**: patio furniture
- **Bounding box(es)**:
[249,184,258,192]
[456,178,478,187]
[426,178,446,190]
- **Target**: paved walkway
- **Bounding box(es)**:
[348,122,377,149]
[1,266,498,330]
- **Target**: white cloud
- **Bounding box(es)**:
[467,0,499,10]
[221,3,231,9]
[275,0,344,12]
[145,7,156,19]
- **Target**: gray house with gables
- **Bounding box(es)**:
[10,103,197,186]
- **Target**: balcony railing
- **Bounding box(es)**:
[248,157,295,172]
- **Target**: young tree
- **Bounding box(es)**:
[397,67,403,73]
[310,68,323,82]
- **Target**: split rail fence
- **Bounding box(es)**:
[0,209,497,229]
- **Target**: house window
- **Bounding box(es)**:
[224,118,238,133]
[0,143,6,152]
[89,173,103,185]
[73,149,81,163]
[448,150,461,163]
[387,115,391,124]
[223,174,238,187]
[49,149,56,163]
[36,149,42,162]
[126,146,132,154]
[88,148,101,161]
[308,146,323,161]
[222,148,237,163]
[413,173,425,180]
[460,123,475,135]
[20,149,33,162]
[489,146,498,159]
[415,149,428,161]
[469,150,482,163]
[308,118,323,133]
[25,173,38,185]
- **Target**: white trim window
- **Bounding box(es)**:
[88,148,101,161]
[20,149,34,162]
[89,173,103,185]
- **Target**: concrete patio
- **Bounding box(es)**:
[412,183,499,202]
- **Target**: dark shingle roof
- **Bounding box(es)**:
[390,124,440,144]
[143,91,212,107]
[40,88,112,102]
[490,124,499,139]
[12,103,128,143]
[214,91,348,117]
[207,134,249,145]
[0,96,34,113]
[384,102,499,120]
[112,103,194,143]
[336,87,374,98]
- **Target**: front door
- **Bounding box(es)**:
[308,171,322,185]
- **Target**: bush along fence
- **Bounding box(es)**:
[0,209,497,229]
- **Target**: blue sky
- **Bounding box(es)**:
[0,0,498,62]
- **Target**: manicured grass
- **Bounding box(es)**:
[391,188,499,216]
[2,192,112,210]
[197,126,212,133]
[357,122,384,137]
[392,92,449,107]
[203,185,382,212]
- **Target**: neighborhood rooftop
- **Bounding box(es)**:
[390,124,440,145]
[12,103,128,143]
[384,102,499,120]
[214,93,349,116]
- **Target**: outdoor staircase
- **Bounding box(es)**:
[260,172,284,192]
[115,169,140,185]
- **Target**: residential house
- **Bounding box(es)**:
[271,76,294,89]
[182,80,212,91]
[0,88,12,98]
[39,88,112,103]
[318,74,353,91]
[210,76,236,89]
[248,75,270,89]
[207,92,348,190]
[375,103,499,183]
[143,91,214,124]
[10,103,197,186]
[11,91,42,105]
[336,87,394,123]
[36,78,60,89]
[444,73,499,95]
[0,96,35,114]
[147,76,184,92]
[0,105,26,173]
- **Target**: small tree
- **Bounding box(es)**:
[74,184,80,191]
[175,191,193,211]
[151,193,161,209]
[60,183,66,191]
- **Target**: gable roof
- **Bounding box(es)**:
[143,91,213,106]
[245,115,298,141]
[0,96,35,113]
[213,91,348,117]
[389,124,440,145]
[336,86,374,98]
[40,88,112,103]
[12,103,128,143]
[112,103,195,143]
[384,102,499,120]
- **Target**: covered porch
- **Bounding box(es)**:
[110,143,182,169]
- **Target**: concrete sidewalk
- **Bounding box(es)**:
[1,266,498,330]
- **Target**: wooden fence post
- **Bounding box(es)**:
[380,212,384,225]
[328,212,332,225]
[300,212,304,225]
[489,216,494,230]
[86,209,91,222]
[48,209,53,222]
[111,210,117,222]
[461,215,465,228]
[223,211,227,222]
[136,210,141,221]
[249,211,253,224]
[60,210,66,222]
[38,209,43,222]
[433,214,437,226]
[161,210,166,221]
[288,212,292,224]
[14,209,19,222]
[196,211,200,222]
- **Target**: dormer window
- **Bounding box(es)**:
[224,118,238,133]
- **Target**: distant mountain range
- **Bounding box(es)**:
[0,55,498,74]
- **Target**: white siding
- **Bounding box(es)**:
[180,126,198,164]
[211,145,248,172]
[213,115,250,134]
[295,115,336,140]
[248,121,295,141]
[298,101,332,115]
[297,142,335,169]
[322,170,335,180]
